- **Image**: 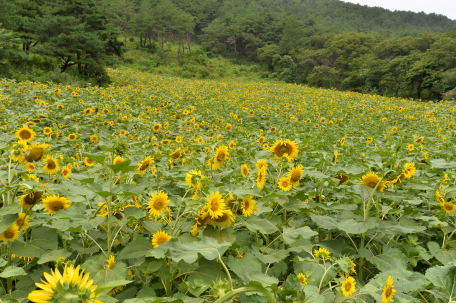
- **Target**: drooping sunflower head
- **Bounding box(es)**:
[19,191,44,210]
[334,173,350,185]
[381,276,396,303]
[403,162,416,178]
[148,191,170,217]
[341,276,356,297]
[42,195,71,215]
[213,209,235,227]
[21,143,50,163]
[256,167,267,190]
[268,140,299,160]
[288,165,304,186]
[27,264,101,303]
[314,247,331,260]
[207,192,226,219]
[84,157,96,167]
[241,164,249,178]
[213,146,229,170]
[170,148,181,160]
[241,195,257,217]
[137,156,154,174]
[278,176,293,192]
[151,230,171,248]
[16,126,36,142]
[414,136,424,144]
[360,172,385,192]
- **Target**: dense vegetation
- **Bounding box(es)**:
[1,68,456,303]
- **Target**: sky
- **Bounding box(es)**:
[341,0,456,20]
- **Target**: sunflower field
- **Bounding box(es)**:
[1,69,456,303]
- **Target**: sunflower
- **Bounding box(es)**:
[151,231,171,248]
[268,140,299,160]
[120,129,127,136]
[15,213,30,231]
[340,137,346,146]
[43,155,60,174]
[229,140,236,149]
[207,192,226,219]
[256,159,268,170]
[107,255,116,269]
[241,195,257,217]
[414,136,424,143]
[441,201,456,214]
[297,273,307,286]
[84,157,95,167]
[278,176,293,191]
[108,286,124,296]
[360,172,385,192]
[381,276,396,303]
[288,165,304,187]
[241,164,249,178]
[256,167,267,190]
[213,209,235,227]
[258,136,265,144]
[61,165,72,178]
[16,126,36,141]
[83,108,92,115]
[408,144,414,151]
[366,137,373,144]
[170,148,181,161]
[153,124,162,132]
[185,169,204,187]
[21,143,50,163]
[137,156,154,174]
[43,127,52,135]
[28,264,102,303]
[42,195,71,215]
[403,162,415,178]
[113,157,124,165]
[333,151,338,164]
[0,225,20,242]
[19,191,43,210]
[25,162,35,172]
[314,247,331,260]
[213,146,229,170]
[68,133,77,141]
[341,276,356,297]
[148,191,170,217]
[90,135,99,142]
[334,173,350,185]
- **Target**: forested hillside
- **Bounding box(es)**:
[0,0,456,100]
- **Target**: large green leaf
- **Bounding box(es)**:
[81,255,127,286]
[83,153,106,165]
[310,215,337,230]
[282,226,318,244]
[0,214,18,234]
[428,242,456,265]
[0,266,27,278]
[337,219,368,234]
[11,227,58,258]
[118,237,154,260]
[168,237,230,263]
[243,216,279,234]
[425,265,456,301]
[371,246,407,272]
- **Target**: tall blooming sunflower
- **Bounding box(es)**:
[61,165,72,179]
[43,155,60,174]
[441,201,456,214]
[256,167,267,190]
[28,264,102,303]
[25,162,36,172]
[360,172,386,192]
[213,209,235,227]
[288,165,304,187]
[21,143,50,163]
[43,127,52,135]
[381,276,396,303]
[15,213,30,231]
[152,231,171,248]
[84,157,95,167]
[408,144,414,151]
[42,195,71,215]
[148,191,170,217]
[278,176,293,191]
[68,133,77,141]
[213,146,229,170]
[241,164,249,178]
[16,126,36,142]
[403,162,415,178]
[0,224,20,242]
[137,156,154,175]
[256,159,268,170]
[297,273,307,285]
[414,136,424,143]
[90,135,99,142]
[241,195,257,217]
[341,276,356,297]
[268,140,299,160]
[19,191,43,210]
[207,192,226,219]
[113,157,124,165]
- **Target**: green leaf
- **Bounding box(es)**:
[227,252,262,282]
[38,249,72,264]
[62,180,96,199]
[124,207,147,220]
[428,241,456,265]
[83,153,105,164]
[0,214,18,234]
[185,279,211,297]
[168,237,230,263]
[425,265,456,301]
[0,203,21,216]
[0,266,27,278]
[337,219,368,234]
[310,215,337,230]
[430,159,456,169]
[81,255,127,286]
[118,237,153,260]
[95,280,133,295]
[107,160,136,174]
[371,246,407,272]
[243,216,279,234]
[251,246,289,264]
[11,227,58,258]
[282,226,317,244]
[203,226,236,244]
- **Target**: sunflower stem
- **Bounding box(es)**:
[7,242,12,293]
[218,256,233,291]
[212,286,276,303]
